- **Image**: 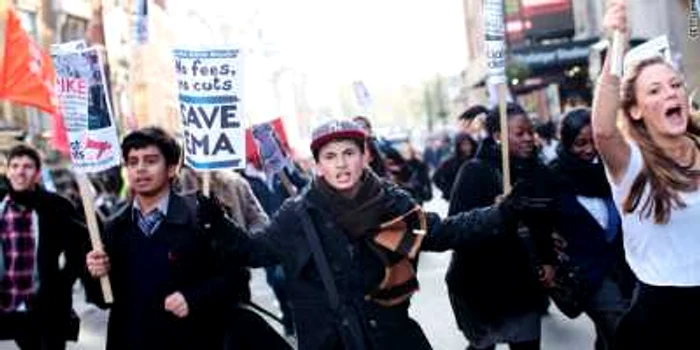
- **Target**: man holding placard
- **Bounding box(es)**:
[86,127,252,350]
[0,145,90,349]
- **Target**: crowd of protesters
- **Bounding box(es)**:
[0,1,697,349]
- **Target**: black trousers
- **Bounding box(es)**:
[224,307,292,350]
[0,312,65,350]
[615,282,700,349]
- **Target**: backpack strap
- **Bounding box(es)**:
[298,204,366,350]
[298,206,340,310]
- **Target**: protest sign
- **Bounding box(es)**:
[174,48,245,171]
[483,0,510,193]
[623,36,673,73]
[51,44,116,303]
[353,81,372,110]
[483,0,507,86]
[251,119,290,178]
[52,46,120,173]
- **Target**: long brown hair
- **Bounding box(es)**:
[621,57,700,224]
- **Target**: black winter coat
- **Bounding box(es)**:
[0,189,90,341]
[217,177,508,350]
[89,193,250,350]
[447,138,557,321]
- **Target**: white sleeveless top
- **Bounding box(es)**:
[607,142,700,286]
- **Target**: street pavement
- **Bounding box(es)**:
[0,197,596,349]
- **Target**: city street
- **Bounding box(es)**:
[0,197,596,350]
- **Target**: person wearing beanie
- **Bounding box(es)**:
[0,145,91,349]
[193,119,555,350]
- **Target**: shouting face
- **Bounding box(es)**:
[126,145,176,198]
[6,156,40,192]
[630,63,689,139]
[315,139,367,196]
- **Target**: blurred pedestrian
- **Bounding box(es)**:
[353,116,388,177]
[433,132,477,201]
[535,121,559,164]
[0,145,91,349]
[549,109,633,350]
[396,144,432,205]
[593,2,700,348]
[422,136,444,172]
[433,106,487,200]
[447,103,558,350]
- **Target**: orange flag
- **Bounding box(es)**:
[0,2,58,115]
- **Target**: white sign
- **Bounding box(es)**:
[174,48,245,171]
[484,0,507,85]
[52,46,121,173]
[352,81,372,110]
[623,36,673,74]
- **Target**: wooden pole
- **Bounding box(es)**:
[498,83,511,194]
[75,173,113,304]
[202,171,211,197]
[610,30,625,78]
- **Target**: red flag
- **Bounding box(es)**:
[0,4,57,115]
[0,4,68,154]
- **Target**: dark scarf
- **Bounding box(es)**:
[312,171,425,306]
[314,171,388,239]
[553,146,611,198]
[476,137,543,184]
[4,178,40,210]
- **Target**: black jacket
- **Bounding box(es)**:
[0,189,90,341]
[90,192,249,350]
[447,138,556,321]
[215,177,507,350]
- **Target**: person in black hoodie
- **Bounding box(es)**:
[433,105,486,200]
[549,108,633,350]
[447,103,557,350]
[433,132,477,200]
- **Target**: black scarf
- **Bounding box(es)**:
[3,178,39,210]
[313,171,389,239]
[553,145,611,198]
[476,137,543,183]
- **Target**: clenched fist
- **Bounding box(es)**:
[86,250,110,278]
[164,292,189,318]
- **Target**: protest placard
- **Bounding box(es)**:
[251,120,290,178]
[174,48,245,171]
[623,36,673,73]
[483,0,507,86]
[483,0,510,193]
[51,44,116,303]
[52,46,120,173]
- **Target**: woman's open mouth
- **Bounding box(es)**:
[665,105,683,122]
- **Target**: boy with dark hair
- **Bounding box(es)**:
[194,119,552,350]
[0,144,90,349]
[86,127,263,349]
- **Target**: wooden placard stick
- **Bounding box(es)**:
[76,172,113,303]
[498,84,511,194]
